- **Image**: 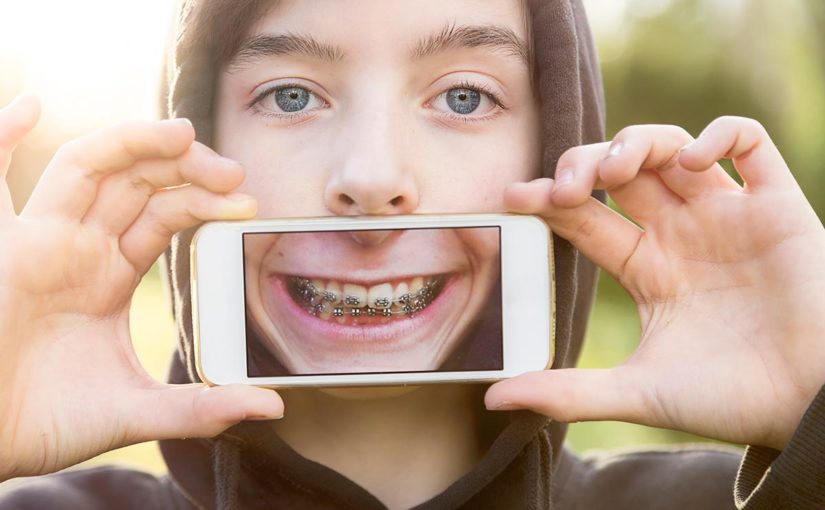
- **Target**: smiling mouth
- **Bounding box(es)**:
[284,274,448,321]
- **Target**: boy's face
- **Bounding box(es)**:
[214,0,540,374]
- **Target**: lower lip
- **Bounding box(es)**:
[267,274,457,346]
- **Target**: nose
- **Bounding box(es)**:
[323,106,419,216]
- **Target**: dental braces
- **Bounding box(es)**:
[289,276,442,318]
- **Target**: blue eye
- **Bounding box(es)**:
[248,83,325,120]
[445,88,481,114]
[431,80,506,123]
[274,86,311,112]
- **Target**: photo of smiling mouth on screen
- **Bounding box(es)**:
[242,226,503,376]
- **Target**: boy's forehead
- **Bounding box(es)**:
[228,0,530,71]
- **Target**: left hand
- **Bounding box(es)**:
[484,117,825,450]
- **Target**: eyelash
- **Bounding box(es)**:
[246,79,507,125]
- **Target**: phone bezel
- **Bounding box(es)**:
[192,213,554,387]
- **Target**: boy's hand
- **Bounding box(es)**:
[0,94,283,480]
[485,117,825,451]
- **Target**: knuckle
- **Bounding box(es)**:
[613,125,634,140]
[613,124,649,143]
[143,197,171,230]
[571,210,598,242]
[54,139,84,166]
[667,125,693,142]
[558,145,585,166]
[128,175,155,196]
[708,116,768,140]
[741,116,767,135]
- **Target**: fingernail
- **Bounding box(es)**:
[606,142,623,158]
[248,412,284,421]
[486,400,519,411]
[218,155,241,167]
[226,193,254,203]
[554,168,574,188]
[166,117,193,128]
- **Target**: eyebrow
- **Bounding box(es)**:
[227,22,530,71]
[411,22,530,66]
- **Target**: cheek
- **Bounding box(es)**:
[244,234,279,276]
[417,127,539,213]
[454,228,501,268]
[219,131,330,218]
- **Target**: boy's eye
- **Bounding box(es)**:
[445,88,481,114]
[429,82,504,120]
[249,81,504,122]
[274,86,312,112]
[250,84,325,117]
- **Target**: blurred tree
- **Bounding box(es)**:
[598,0,825,217]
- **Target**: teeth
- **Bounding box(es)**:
[319,305,332,320]
[367,283,393,309]
[324,281,342,304]
[394,281,411,305]
[291,274,443,321]
[342,283,367,307]
[310,278,324,293]
[410,276,424,295]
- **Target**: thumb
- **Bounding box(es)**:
[131,383,284,442]
[484,368,645,424]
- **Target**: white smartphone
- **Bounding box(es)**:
[191,213,554,387]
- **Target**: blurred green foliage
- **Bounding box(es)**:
[599,0,825,216]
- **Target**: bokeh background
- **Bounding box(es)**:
[2,0,823,476]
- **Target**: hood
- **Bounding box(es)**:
[157,0,605,508]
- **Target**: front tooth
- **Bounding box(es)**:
[325,281,343,304]
[343,283,367,307]
[394,281,410,305]
[368,283,393,308]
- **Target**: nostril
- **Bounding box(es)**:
[390,196,402,207]
[339,193,355,205]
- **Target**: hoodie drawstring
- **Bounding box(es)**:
[214,436,241,510]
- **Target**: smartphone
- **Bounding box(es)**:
[192,213,554,387]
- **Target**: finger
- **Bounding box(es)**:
[23,118,195,220]
[484,367,645,424]
[550,142,611,208]
[606,169,682,226]
[0,93,41,215]
[119,185,257,274]
[131,384,284,443]
[504,179,643,281]
[550,140,683,225]
[83,143,245,235]
[600,125,740,201]
[678,116,795,190]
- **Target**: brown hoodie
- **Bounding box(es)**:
[1,1,824,509]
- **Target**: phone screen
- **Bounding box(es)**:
[242,226,503,376]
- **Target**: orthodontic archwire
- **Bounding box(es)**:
[291,276,441,317]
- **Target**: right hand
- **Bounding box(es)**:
[0,94,284,481]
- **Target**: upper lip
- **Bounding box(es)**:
[271,270,452,286]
